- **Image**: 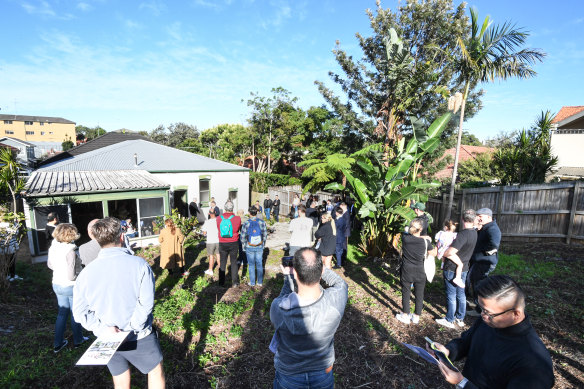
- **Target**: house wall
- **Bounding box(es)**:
[0,120,75,143]
[153,170,250,215]
[551,132,584,167]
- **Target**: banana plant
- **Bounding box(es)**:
[324,112,451,258]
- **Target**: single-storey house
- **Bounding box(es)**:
[0,137,36,169]
[23,139,250,257]
[549,106,584,181]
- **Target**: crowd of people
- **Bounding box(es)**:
[13,191,555,389]
[396,203,554,388]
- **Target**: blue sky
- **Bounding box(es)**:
[1,0,582,142]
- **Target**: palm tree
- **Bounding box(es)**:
[445,7,546,220]
[0,148,25,212]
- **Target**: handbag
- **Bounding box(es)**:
[423,238,436,283]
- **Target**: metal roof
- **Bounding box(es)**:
[0,114,75,124]
[38,139,249,172]
[25,170,170,197]
[38,132,150,167]
[0,137,36,147]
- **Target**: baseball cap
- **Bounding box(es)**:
[411,202,426,211]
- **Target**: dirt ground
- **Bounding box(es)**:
[1,236,583,388]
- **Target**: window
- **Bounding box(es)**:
[138,198,164,237]
[49,131,54,134]
[26,131,34,135]
[40,122,44,126]
[199,177,210,206]
[41,131,45,135]
[24,121,33,125]
[4,130,14,134]
[3,120,12,124]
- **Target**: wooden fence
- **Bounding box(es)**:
[428,181,584,244]
[267,186,336,217]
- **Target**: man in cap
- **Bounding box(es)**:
[411,202,431,236]
[467,208,501,315]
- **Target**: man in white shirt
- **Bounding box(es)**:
[201,208,219,276]
[288,205,313,256]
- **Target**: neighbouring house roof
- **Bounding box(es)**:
[25,170,170,197]
[0,137,36,147]
[38,139,249,173]
[0,114,75,124]
[38,132,150,167]
[552,106,584,125]
[552,166,584,178]
[0,142,19,154]
[434,145,496,179]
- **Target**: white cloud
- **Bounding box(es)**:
[21,0,75,20]
[76,2,92,12]
[139,1,167,16]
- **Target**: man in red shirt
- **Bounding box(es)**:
[216,201,242,287]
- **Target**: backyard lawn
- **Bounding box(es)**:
[1,239,583,388]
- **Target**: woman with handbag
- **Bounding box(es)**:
[396,218,437,325]
[47,223,88,353]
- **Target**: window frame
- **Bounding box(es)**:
[199,176,211,207]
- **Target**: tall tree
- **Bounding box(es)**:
[150,122,199,148]
[445,7,546,220]
[245,87,298,173]
[75,125,106,142]
[316,0,481,149]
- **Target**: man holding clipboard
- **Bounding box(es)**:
[427,275,554,389]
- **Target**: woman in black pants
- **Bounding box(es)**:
[396,218,437,325]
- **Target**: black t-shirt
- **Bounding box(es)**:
[401,234,434,279]
[443,228,477,272]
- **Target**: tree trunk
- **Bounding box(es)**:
[445,82,470,222]
[252,138,256,172]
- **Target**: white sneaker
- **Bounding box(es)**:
[395,313,411,324]
[204,269,213,276]
[455,319,465,328]
[436,318,456,329]
[411,314,420,324]
[12,275,23,280]
[452,277,465,288]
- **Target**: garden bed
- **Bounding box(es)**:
[1,240,583,388]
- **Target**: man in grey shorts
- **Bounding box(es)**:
[201,208,219,276]
[73,217,165,389]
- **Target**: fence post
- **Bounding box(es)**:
[496,185,504,221]
[566,181,581,244]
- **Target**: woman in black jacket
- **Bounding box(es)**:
[314,213,336,269]
[396,217,437,325]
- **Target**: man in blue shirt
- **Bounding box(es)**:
[73,217,165,389]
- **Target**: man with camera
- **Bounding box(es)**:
[270,248,348,388]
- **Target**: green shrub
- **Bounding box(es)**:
[250,172,301,192]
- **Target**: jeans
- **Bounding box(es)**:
[53,284,84,347]
[443,270,468,322]
[265,208,271,220]
[274,369,334,389]
[246,245,264,285]
[273,209,279,222]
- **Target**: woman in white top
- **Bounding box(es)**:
[47,223,87,353]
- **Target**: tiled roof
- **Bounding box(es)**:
[552,106,584,124]
[25,170,169,197]
[0,114,75,124]
[38,132,150,167]
[434,145,496,179]
[38,139,249,172]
